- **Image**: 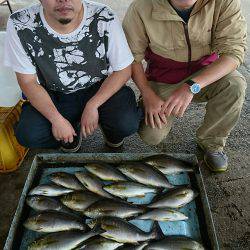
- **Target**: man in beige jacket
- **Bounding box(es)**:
[123,0,247,172]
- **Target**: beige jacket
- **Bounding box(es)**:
[123,0,247,67]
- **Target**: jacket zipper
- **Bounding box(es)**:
[183,22,192,72]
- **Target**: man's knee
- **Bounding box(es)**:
[220,71,247,100]
[138,124,171,146]
[140,133,164,145]
[115,112,141,137]
[15,123,39,148]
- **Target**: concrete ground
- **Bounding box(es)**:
[0,0,249,249]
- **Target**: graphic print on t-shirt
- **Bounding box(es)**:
[10,1,115,93]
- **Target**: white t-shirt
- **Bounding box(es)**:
[4,0,134,93]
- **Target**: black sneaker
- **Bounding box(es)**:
[105,138,124,148]
[60,125,82,153]
[99,125,124,148]
[204,151,228,172]
[197,142,228,172]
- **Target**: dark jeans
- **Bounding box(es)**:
[15,83,143,149]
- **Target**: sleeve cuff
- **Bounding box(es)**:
[218,53,242,67]
[133,54,145,63]
[4,61,36,75]
[111,56,134,71]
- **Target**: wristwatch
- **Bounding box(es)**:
[186,79,201,94]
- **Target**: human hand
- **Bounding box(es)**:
[142,90,167,129]
[160,84,193,117]
[51,116,76,143]
[81,103,99,138]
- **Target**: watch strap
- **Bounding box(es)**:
[186,79,196,86]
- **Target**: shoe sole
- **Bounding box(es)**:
[60,132,83,153]
[197,141,228,173]
[204,157,228,173]
[99,125,124,148]
[105,139,124,148]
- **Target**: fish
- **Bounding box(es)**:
[75,172,113,198]
[50,172,85,190]
[28,225,103,250]
[103,181,157,199]
[85,163,127,181]
[60,191,101,212]
[24,211,87,233]
[116,242,148,250]
[143,236,205,250]
[143,155,194,175]
[26,195,72,213]
[84,198,145,219]
[87,216,159,244]
[148,186,198,208]
[118,163,174,188]
[136,208,188,221]
[28,184,74,197]
[75,237,123,250]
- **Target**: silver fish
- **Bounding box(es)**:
[116,242,148,250]
[87,216,159,244]
[103,181,157,198]
[84,199,145,219]
[28,184,74,197]
[75,237,123,250]
[118,163,174,188]
[60,191,101,212]
[136,208,188,221]
[85,163,127,181]
[24,211,87,233]
[143,155,194,175]
[28,226,102,250]
[75,172,113,198]
[148,186,198,208]
[26,195,72,213]
[50,172,85,190]
[144,236,205,250]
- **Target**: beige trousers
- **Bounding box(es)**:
[139,70,247,151]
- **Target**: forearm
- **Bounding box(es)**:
[191,55,238,88]
[16,74,63,124]
[86,65,131,108]
[131,62,154,97]
[26,85,63,123]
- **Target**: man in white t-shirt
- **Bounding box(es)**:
[4,0,142,152]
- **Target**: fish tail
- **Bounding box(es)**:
[150,221,164,240]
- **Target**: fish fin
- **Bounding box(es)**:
[156,187,165,194]
[91,223,105,235]
[127,205,150,220]
[148,191,164,205]
[137,204,155,215]
[150,221,164,240]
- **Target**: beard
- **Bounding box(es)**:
[58,18,72,25]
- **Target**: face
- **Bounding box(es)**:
[40,0,83,25]
[170,0,198,10]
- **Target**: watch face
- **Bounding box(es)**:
[191,83,201,94]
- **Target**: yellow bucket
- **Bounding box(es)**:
[0,100,29,173]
